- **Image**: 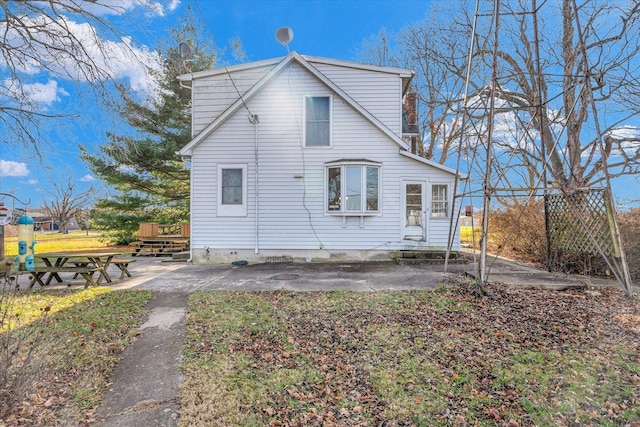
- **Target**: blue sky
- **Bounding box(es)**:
[1,0,638,210]
[0,0,432,208]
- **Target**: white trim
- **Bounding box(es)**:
[302,55,414,77]
[177,57,283,81]
[325,162,381,215]
[401,180,427,242]
[217,164,248,217]
[430,183,450,219]
[178,54,413,82]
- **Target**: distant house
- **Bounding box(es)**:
[178,52,465,264]
[25,210,80,232]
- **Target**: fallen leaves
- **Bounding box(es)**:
[184,281,639,426]
[0,289,152,426]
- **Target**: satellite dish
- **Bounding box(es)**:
[179,42,193,61]
[275,27,293,51]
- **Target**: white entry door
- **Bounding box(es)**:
[402,181,426,241]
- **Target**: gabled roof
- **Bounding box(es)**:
[177,54,414,88]
[178,52,414,156]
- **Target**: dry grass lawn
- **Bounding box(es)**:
[181,281,639,426]
[1,288,152,425]
[3,230,108,257]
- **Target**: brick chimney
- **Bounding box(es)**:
[403,93,420,154]
[404,93,418,129]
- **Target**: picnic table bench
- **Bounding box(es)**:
[28,265,102,288]
[112,258,136,279]
[72,258,136,279]
[35,251,123,286]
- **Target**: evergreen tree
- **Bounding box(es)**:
[80,8,220,244]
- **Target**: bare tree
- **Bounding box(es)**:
[41,177,94,233]
[457,0,640,191]
[359,0,640,190]
[398,21,472,164]
[0,0,159,152]
[356,29,398,68]
[357,24,470,164]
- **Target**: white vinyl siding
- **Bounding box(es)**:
[187,60,460,254]
[191,64,276,135]
[311,62,403,134]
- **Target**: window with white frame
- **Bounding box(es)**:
[304,95,331,147]
[217,164,247,216]
[326,162,380,214]
[431,184,448,218]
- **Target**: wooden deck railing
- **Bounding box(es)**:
[139,223,189,238]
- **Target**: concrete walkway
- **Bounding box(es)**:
[93,258,466,425]
[94,292,187,427]
[91,256,601,426]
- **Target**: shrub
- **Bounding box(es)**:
[0,277,54,413]
[618,208,640,283]
[487,200,548,267]
[487,201,638,283]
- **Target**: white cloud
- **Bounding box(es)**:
[608,126,640,140]
[106,35,163,93]
[64,0,181,17]
[0,160,30,177]
[1,78,69,110]
[80,174,96,182]
[28,179,39,185]
[167,0,181,12]
[0,14,163,96]
[604,126,640,158]
[23,80,69,105]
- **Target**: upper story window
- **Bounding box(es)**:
[431,184,449,218]
[304,95,331,147]
[326,161,380,215]
[217,164,247,216]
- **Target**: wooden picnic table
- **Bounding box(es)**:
[28,265,102,288]
[34,251,122,286]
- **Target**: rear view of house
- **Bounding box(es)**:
[178,52,463,264]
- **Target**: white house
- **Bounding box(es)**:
[178,52,464,264]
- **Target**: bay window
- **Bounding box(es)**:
[326,162,380,214]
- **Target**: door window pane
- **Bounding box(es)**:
[406,184,421,194]
[406,184,422,226]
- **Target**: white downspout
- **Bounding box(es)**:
[251,114,260,254]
